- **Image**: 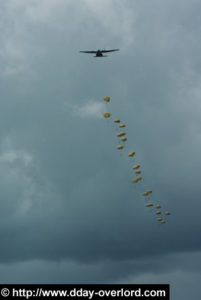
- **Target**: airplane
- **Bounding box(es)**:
[79,49,119,57]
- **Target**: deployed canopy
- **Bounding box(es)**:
[146,203,153,207]
[132,176,142,183]
[104,96,110,102]
[117,145,124,150]
[142,191,149,196]
[116,132,126,137]
[133,164,140,169]
[146,190,152,194]
[102,95,170,224]
[128,151,135,157]
[103,112,111,118]
[121,137,127,142]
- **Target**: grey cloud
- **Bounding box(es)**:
[0,0,201,298]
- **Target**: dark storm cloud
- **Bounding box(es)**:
[0,1,201,298]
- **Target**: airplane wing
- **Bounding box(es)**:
[79,50,97,53]
[101,49,120,53]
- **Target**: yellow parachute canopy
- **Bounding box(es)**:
[104,96,110,102]
[160,220,166,224]
[146,203,153,207]
[155,205,161,209]
[146,190,152,194]
[103,112,111,118]
[116,132,126,137]
[121,137,127,142]
[132,164,140,169]
[119,124,126,128]
[114,119,120,123]
[165,211,171,216]
[128,151,135,157]
[116,145,124,150]
[156,211,162,215]
[135,170,141,174]
[132,176,142,183]
[142,191,149,196]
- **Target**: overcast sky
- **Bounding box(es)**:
[0,0,201,298]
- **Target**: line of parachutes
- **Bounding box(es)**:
[103,96,171,225]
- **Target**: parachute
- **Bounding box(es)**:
[128,151,135,157]
[132,176,142,183]
[103,112,111,118]
[146,190,152,194]
[117,145,124,150]
[116,132,126,137]
[102,96,171,224]
[146,203,153,207]
[132,164,140,169]
[142,191,149,196]
[160,220,166,224]
[104,96,110,102]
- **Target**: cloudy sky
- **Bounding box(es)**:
[1,0,201,298]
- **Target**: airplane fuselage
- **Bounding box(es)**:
[95,50,103,57]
